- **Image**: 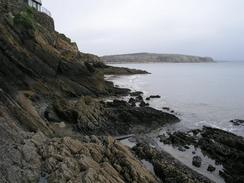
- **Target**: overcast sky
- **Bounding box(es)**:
[43,0,244,60]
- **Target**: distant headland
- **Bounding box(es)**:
[101,53,215,64]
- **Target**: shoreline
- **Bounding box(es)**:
[106,73,244,183]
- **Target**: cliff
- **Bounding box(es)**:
[0,5,179,183]
[102,53,215,64]
[1,3,235,183]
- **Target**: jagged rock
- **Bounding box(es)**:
[63,137,83,154]
[158,134,167,142]
[178,146,186,152]
[44,105,61,122]
[128,97,136,104]
[135,95,143,102]
[50,98,180,136]
[40,136,159,183]
[162,127,244,183]
[162,107,170,111]
[152,95,161,98]
[207,165,216,172]
[130,91,144,96]
[140,101,149,107]
[133,143,213,183]
[162,131,197,146]
[230,119,244,126]
[192,156,202,167]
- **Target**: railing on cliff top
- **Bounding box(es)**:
[41,6,51,17]
[0,1,52,17]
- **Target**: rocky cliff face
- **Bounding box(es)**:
[0,0,26,15]
[0,6,181,183]
[102,53,215,64]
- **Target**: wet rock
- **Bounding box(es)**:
[163,127,244,183]
[139,101,149,107]
[133,143,213,183]
[162,131,198,147]
[162,107,170,111]
[131,102,136,107]
[178,146,186,152]
[184,145,190,149]
[192,156,202,167]
[146,97,150,101]
[149,95,161,99]
[50,98,180,136]
[198,127,244,183]
[107,99,129,107]
[128,97,136,104]
[128,98,136,107]
[135,95,143,102]
[158,134,167,142]
[230,119,244,126]
[44,106,61,122]
[207,165,216,172]
[130,91,143,96]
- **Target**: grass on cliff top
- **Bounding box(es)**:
[14,8,36,30]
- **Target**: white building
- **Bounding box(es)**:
[26,0,42,11]
[24,0,51,16]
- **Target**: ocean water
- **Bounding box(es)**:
[107,62,244,137]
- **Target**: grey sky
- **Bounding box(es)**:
[43,0,244,60]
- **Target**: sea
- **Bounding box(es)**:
[106,61,244,137]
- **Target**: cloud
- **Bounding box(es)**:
[43,0,244,60]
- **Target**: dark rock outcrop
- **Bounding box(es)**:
[230,119,244,126]
[207,165,216,172]
[133,143,213,183]
[192,156,202,167]
[50,98,180,136]
[149,95,161,99]
[130,91,144,96]
[162,127,244,183]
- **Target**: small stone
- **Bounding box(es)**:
[184,145,190,149]
[131,102,136,107]
[149,95,161,99]
[162,107,170,111]
[59,122,66,128]
[207,164,216,172]
[219,170,226,178]
[192,156,202,167]
[178,146,186,152]
[31,131,47,146]
[63,137,82,154]
[158,134,166,142]
[128,98,136,104]
[230,119,244,126]
[130,91,143,96]
[139,101,149,107]
[135,95,143,102]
